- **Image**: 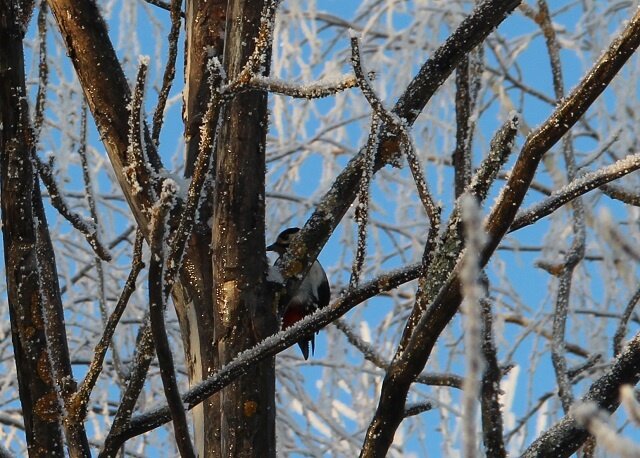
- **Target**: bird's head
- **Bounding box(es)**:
[267,227,301,255]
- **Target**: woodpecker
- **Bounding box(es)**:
[267,227,330,360]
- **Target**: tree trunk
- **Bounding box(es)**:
[212,0,277,455]
[0,1,89,455]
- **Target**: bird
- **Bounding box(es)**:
[267,227,330,359]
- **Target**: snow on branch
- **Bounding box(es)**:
[245,74,358,99]
[572,401,640,458]
[349,115,379,289]
[125,58,158,200]
[118,263,425,441]
[614,287,640,357]
[142,0,185,17]
[334,318,463,389]
[228,0,282,89]
[510,151,640,232]
[466,115,518,202]
[33,0,48,137]
[522,331,640,457]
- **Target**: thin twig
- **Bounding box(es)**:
[100,320,154,457]
[151,0,182,146]
[350,35,440,226]
[534,0,584,414]
[467,115,519,202]
[142,0,185,17]
[33,0,48,136]
[32,155,112,261]
[125,58,159,201]
[404,403,433,418]
[349,115,379,289]
[613,287,640,357]
[453,56,473,198]
[73,231,144,421]
[334,319,463,389]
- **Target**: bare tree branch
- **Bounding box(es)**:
[522,331,640,457]
[148,181,195,458]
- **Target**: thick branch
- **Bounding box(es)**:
[522,331,640,457]
[47,0,163,230]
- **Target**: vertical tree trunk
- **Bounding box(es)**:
[0,2,89,455]
[212,0,277,455]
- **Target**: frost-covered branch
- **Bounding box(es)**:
[522,331,640,457]
[350,35,439,226]
[467,116,518,202]
[349,115,379,289]
[453,50,483,197]
[142,0,184,16]
[510,152,640,232]
[245,74,358,99]
[33,0,48,136]
[125,58,159,200]
[100,321,155,457]
[114,262,424,441]
[227,0,281,88]
[600,183,640,207]
[151,0,182,146]
[404,403,433,418]
[535,0,585,414]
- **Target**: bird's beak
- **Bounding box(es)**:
[266,243,276,252]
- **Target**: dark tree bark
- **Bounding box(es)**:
[1,1,89,455]
[211,0,277,455]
